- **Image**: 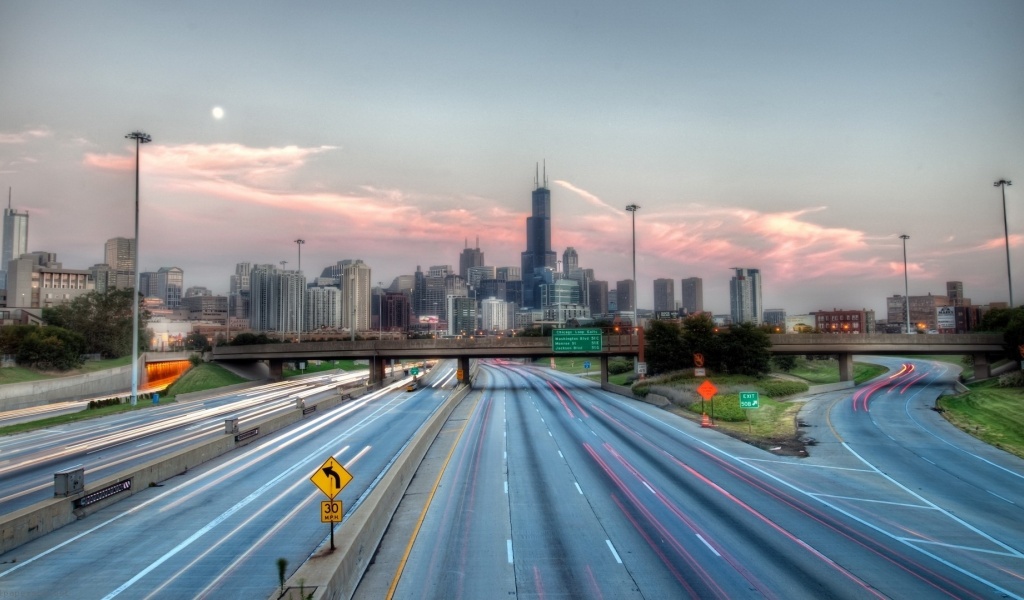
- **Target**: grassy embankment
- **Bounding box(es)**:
[937,378,1024,459]
[0,356,133,385]
[281,359,369,378]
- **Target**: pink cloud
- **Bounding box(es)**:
[0,128,51,144]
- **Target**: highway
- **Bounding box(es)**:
[385,360,1024,599]
[0,370,369,514]
[0,364,459,599]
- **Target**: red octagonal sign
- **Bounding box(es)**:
[697,380,718,401]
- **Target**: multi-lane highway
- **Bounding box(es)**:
[384,359,1023,599]
[0,364,460,599]
[3,357,1022,599]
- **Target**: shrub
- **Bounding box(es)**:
[758,380,809,397]
[608,357,633,375]
[997,371,1024,388]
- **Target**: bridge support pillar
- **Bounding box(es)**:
[837,353,854,382]
[973,353,991,380]
[600,355,609,385]
[458,356,471,387]
[267,359,284,382]
[369,358,386,387]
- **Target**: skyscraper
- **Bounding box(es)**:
[562,247,579,273]
[653,278,675,313]
[459,239,484,280]
[521,163,557,308]
[248,264,306,333]
[729,268,762,325]
[155,266,184,308]
[1,192,28,289]
[681,277,704,314]
[341,260,371,333]
[616,279,635,314]
[589,280,609,317]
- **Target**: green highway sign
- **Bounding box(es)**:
[552,329,603,353]
[411,367,419,376]
[739,391,759,409]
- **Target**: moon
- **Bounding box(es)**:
[212,106,225,119]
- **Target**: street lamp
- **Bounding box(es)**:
[625,204,640,313]
[126,131,151,406]
[995,180,1014,308]
[295,239,305,342]
[900,234,910,333]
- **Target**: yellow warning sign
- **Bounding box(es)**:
[310,456,353,500]
[321,500,343,523]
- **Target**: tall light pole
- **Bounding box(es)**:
[900,234,910,333]
[126,131,151,406]
[995,180,1014,308]
[625,204,640,314]
[295,239,305,341]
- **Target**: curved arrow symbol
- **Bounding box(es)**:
[323,466,341,488]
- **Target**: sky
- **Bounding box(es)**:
[1,1,1022,317]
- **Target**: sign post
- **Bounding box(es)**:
[739,391,759,433]
[696,380,717,427]
[310,456,353,551]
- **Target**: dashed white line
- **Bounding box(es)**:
[548,431,552,437]
[574,482,583,495]
[987,490,1014,504]
[922,457,936,466]
[696,534,721,557]
[558,450,563,459]
[642,481,656,495]
[504,481,508,494]
[507,539,514,563]
[606,539,623,563]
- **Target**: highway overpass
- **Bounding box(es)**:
[211,332,1007,383]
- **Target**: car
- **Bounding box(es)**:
[405,382,417,392]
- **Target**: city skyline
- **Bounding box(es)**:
[1,2,1022,317]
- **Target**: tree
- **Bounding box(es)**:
[644,320,685,375]
[977,307,1014,333]
[680,313,724,371]
[974,306,1024,361]
[42,289,148,358]
[772,354,798,372]
[720,322,772,377]
[184,331,210,351]
[229,332,279,346]
[14,326,86,370]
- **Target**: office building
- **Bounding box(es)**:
[459,239,485,280]
[1,198,28,289]
[562,247,579,273]
[762,308,786,330]
[653,278,675,313]
[229,262,251,319]
[181,295,228,323]
[467,265,496,291]
[813,309,875,334]
[481,297,511,331]
[729,268,762,325]
[520,164,557,308]
[155,267,184,309]
[589,280,609,317]
[447,295,476,335]
[248,264,306,333]
[104,237,136,290]
[616,279,635,314]
[496,266,521,282]
[886,293,950,332]
[7,252,94,308]
[681,277,703,314]
[381,291,411,331]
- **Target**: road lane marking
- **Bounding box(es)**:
[921,457,936,466]
[504,481,508,494]
[558,450,563,459]
[574,482,583,495]
[696,534,721,557]
[605,540,622,563]
[809,493,933,509]
[987,490,1014,504]
[507,539,514,563]
[642,481,655,495]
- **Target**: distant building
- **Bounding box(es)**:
[887,293,950,332]
[813,308,875,334]
[1,200,28,289]
[459,239,484,280]
[229,262,251,320]
[7,252,94,308]
[155,267,184,309]
[185,286,211,297]
[762,308,786,330]
[467,265,496,291]
[616,279,635,314]
[481,297,511,331]
[729,268,762,325]
[589,280,609,317]
[653,278,674,313]
[496,266,521,282]
[447,295,476,335]
[181,295,227,323]
[681,277,703,314]
[381,291,411,331]
[520,165,557,308]
[306,286,341,331]
[249,264,306,334]
[104,237,136,290]
[341,260,372,333]
[562,247,579,273]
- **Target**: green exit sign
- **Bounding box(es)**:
[552,329,603,353]
[739,391,759,409]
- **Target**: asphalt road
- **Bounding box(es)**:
[379,360,1023,599]
[0,364,459,599]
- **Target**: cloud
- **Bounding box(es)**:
[0,128,52,144]
[553,180,621,215]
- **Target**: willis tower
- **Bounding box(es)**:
[521,163,557,309]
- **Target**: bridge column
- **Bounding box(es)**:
[368,358,386,387]
[267,359,284,381]
[600,355,609,384]
[973,353,991,380]
[837,353,854,382]
[458,356,471,387]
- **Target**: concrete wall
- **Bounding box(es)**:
[0,381,378,556]
[0,365,132,411]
